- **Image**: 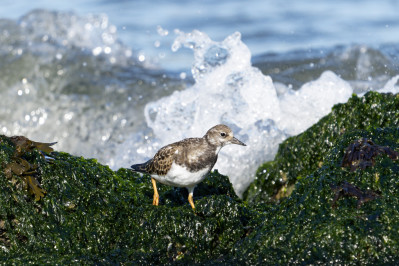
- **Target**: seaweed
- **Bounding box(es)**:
[245,92,399,203]
[1,136,56,201]
[0,137,261,264]
[235,127,399,264]
[341,138,398,171]
[330,181,380,209]
[1,92,399,264]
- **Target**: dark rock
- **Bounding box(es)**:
[236,127,399,264]
[1,91,399,264]
[244,92,399,204]
[0,137,260,264]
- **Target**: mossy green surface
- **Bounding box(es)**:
[235,127,399,264]
[1,92,399,264]
[244,91,399,203]
[0,137,259,264]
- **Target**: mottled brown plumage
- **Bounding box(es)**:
[131,124,246,209]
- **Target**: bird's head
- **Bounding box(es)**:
[205,124,246,147]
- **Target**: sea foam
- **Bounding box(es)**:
[2,11,398,197]
[141,30,354,196]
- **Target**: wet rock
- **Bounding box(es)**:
[0,135,260,264]
[235,127,399,264]
[244,92,399,204]
[1,92,399,264]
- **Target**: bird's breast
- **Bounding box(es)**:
[152,162,211,188]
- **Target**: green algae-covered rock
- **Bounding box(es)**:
[235,127,399,264]
[1,92,398,264]
[0,135,259,264]
[244,92,399,203]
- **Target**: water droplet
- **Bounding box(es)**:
[104,47,112,54]
[92,47,102,56]
[138,54,145,62]
[180,72,187,79]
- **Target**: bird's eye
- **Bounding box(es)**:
[220,132,226,137]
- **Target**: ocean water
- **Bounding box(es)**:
[0,1,398,196]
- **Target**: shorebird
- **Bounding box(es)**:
[131,124,246,209]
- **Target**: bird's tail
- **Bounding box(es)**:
[130,160,151,174]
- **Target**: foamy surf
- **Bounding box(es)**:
[1,11,398,197]
[114,30,399,197]
[130,30,360,196]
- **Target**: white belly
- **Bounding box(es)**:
[152,162,211,188]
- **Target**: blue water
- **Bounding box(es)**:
[1,0,399,70]
[0,0,398,194]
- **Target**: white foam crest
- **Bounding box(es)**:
[146,31,280,142]
[138,30,359,196]
[279,71,353,135]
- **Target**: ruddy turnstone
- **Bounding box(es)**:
[131,124,246,209]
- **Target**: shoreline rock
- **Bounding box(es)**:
[1,91,398,264]
[244,91,399,204]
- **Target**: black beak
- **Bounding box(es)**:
[230,137,246,146]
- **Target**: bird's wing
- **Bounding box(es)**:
[146,145,178,176]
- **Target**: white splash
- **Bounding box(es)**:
[141,30,354,197]
[279,70,353,134]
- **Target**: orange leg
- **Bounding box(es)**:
[188,193,195,209]
[187,187,195,209]
[151,178,159,206]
